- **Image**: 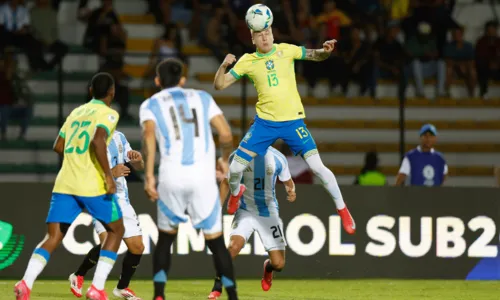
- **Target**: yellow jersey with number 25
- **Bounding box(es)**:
[229,43,307,122]
[53,99,120,197]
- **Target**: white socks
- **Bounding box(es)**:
[92,250,117,290]
[305,153,346,210]
[228,156,250,196]
[23,248,50,289]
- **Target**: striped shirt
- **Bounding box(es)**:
[231,147,291,217]
[0,4,30,32]
[107,131,133,203]
[139,87,223,179]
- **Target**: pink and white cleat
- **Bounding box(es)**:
[69,273,84,298]
[86,285,108,300]
[208,290,222,299]
[112,287,141,299]
[14,280,31,300]
[261,259,273,292]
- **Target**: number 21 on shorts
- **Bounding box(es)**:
[295,126,309,139]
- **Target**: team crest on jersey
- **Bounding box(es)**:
[265,60,275,70]
[242,131,252,143]
[118,143,123,153]
[266,166,273,175]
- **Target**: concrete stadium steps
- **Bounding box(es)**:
[0,161,491,177]
[31,100,500,121]
[6,125,500,143]
[0,148,497,168]
[0,173,493,187]
[26,76,500,99]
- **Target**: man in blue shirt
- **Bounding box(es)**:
[395,124,448,186]
[444,27,476,98]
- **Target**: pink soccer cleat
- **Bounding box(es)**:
[261,259,273,292]
[227,185,246,214]
[69,273,84,298]
[14,280,31,300]
[85,285,108,300]
[208,290,222,299]
[112,287,141,300]
[338,207,356,235]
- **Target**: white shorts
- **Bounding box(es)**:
[157,179,222,235]
[230,209,287,251]
[94,198,142,239]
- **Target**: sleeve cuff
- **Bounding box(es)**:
[96,124,111,137]
[300,46,306,60]
[229,69,241,80]
[59,131,65,138]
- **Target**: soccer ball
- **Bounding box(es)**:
[245,4,273,32]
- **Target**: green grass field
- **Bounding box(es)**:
[2,279,500,300]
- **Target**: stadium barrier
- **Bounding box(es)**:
[1,183,499,279]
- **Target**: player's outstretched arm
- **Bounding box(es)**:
[92,127,116,194]
[214,54,238,90]
[304,39,337,62]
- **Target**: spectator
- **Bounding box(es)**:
[373,23,408,99]
[80,0,131,119]
[382,0,410,21]
[0,52,32,141]
[405,22,446,98]
[315,0,352,42]
[203,5,228,63]
[475,21,500,99]
[267,0,298,44]
[395,124,448,187]
[0,0,49,71]
[144,23,185,79]
[30,0,69,69]
[354,151,386,186]
[280,143,313,184]
[444,27,476,98]
[336,26,375,97]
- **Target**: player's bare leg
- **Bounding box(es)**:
[209,236,245,299]
[304,152,356,234]
[86,219,125,300]
[16,223,67,299]
[113,235,144,300]
[262,250,285,291]
[227,147,256,214]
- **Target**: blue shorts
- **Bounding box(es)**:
[46,193,122,225]
[240,116,317,156]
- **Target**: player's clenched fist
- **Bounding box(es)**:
[222,54,236,68]
[322,39,337,53]
[127,150,142,162]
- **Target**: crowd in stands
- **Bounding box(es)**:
[0,0,500,142]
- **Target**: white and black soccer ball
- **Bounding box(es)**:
[245,4,273,32]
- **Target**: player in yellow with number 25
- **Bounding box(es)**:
[213,27,356,238]
[15,73,125,300]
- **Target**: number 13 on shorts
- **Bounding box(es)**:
[295,126,309,139]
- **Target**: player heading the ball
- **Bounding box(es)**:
[213,6,356,235]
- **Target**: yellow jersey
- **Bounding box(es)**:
[53,99,119,196]
[229,43,306,122]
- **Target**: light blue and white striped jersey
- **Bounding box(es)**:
[232,147,291,217]
[107,130,132,203]
[139,87,223,177]
[0,3,30,32]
